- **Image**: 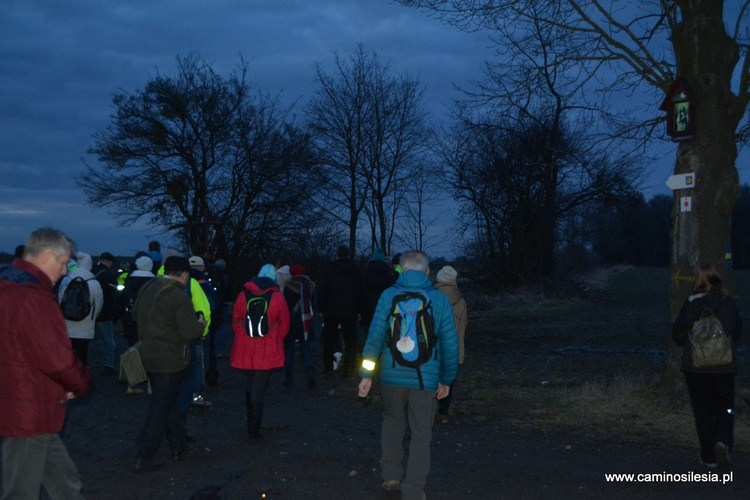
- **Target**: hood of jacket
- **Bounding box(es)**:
[394,269,433,290]
[0,259,44,287]
[435,281,462,304]
[245,276,279,294]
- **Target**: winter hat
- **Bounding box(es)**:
[67,259,78,272]
[276,265,290,276]
[276,265,291,286]
[214,259,226,270]
[258,263,277,281]
[164,256,191,275]
[371,248,385,262]
[148,250,163,264]
[436,265,458,284]
[76,252,93,271]
[189,256,205,268]
[135,256,153,271]
[290,264,307,276]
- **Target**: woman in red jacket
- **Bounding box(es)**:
[231,263,290,440]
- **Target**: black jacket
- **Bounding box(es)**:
[672,290,742,373]
[317,259,364,319]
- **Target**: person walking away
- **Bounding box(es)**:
[118,255,155,394]
[58,252,103,366]
[672,261,741,470]
[282,264,317,388]
[182,255,219,408]
[132,256,206,471]
[0,227,92,498]
[433,266,468,424]
[231,264,290,440]
[361,248,398,354]
[93,251,119,376]
[358,251,459,499]
[204,257,229,387]
[317,245,365,378]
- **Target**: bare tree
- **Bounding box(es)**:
[399,0,750,396]
[306,44,430,257]
[442,111,634,284]
[82,54,318,273]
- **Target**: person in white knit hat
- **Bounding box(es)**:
[434,265,468,424]
[58,252,104,366]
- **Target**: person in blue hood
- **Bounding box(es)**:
[358,250,458,499]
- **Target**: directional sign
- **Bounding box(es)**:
[666,173,695,190]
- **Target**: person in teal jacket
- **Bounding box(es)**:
[358,250,458,500]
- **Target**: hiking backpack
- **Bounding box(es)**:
[60,276,95,321]
[689,308,732,368]
[387,286,437,388]
[243,290,274,337]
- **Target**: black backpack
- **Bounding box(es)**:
[243,290,274,337]
[60,276,95,321]
[386,286,437,389]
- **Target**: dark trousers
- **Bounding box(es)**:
[438,365,461,415]
[322,316,357,373]
[70,338,90,366]
[684,371,736,463]
[284,333,314,374]
[137,370,186,458]
[380,385,436,500]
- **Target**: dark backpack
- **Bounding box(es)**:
[690,308,732,367]
[244,290,274,337]
[387,286,437,388]
[60,276,94,321]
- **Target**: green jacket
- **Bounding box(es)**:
[133,276,205,374]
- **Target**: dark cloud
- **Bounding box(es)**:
[0,0,490,256]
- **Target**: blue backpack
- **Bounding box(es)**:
[387,286,437,388]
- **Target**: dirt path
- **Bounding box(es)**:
[53,346,747,499]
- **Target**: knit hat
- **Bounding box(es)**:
[276,265,290,276]
[290,264,307,276]
[371,248,385,262]
[148,250,163,264]
[214,259,226,270]
[164,256,191,275]
[436,265,458,284]
[189,256,205,268]
[76,252,93,271]
[258,263,276,281]
[135,256,153,271]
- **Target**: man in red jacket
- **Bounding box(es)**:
[0,227,92,499]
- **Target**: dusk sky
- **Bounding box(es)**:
[0,1,699,259]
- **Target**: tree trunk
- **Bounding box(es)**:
[661,2,742,399]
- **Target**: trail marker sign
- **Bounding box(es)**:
[666,173,695,190]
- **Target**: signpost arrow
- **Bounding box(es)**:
[666,173,695,190]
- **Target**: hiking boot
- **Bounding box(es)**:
[191,395,213,408]
[133,457,165,472]
[126,386,144,395]
[382,479,400,492]
[714,442,731,469]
